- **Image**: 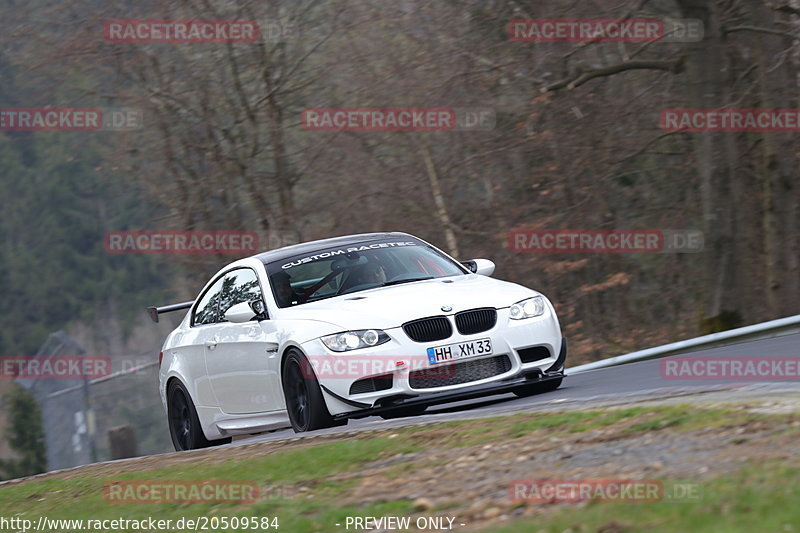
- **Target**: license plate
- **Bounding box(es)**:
[427,338,493,364]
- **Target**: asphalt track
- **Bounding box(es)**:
[4,333,796,484]
[236,332,800,445]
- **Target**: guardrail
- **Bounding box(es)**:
[567,314,800,375]
[45,360,159,399]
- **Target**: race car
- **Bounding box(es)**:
[151,232,566,451]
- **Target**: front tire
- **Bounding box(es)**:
[513,377,563,398]
[282,349,345,432]
[167,380,231,451]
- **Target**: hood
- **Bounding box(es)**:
[277,274,539,330]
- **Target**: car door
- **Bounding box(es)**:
[183,275,226,407]
[204,267,283,414]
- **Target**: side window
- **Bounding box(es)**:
[193,277,225,326]
[217,269,263,321]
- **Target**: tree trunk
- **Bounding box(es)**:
[419,142,460,257]
[750,2,800,318]
[678,0,742,331]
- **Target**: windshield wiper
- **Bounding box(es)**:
[380,276,434,287]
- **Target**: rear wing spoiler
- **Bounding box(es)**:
[147,301,193,323]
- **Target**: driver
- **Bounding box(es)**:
[365,263,387,284]
[356,262,388,285]
[341,262,388,292]
[271,271,300,306]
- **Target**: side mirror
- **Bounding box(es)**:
[225,300,267,323]
[462,259,495,277]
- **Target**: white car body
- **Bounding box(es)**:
[157,232,565,443]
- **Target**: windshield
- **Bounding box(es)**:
[264,239,466,307]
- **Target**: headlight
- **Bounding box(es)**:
[509,296,545,320]
[321,329,390,352]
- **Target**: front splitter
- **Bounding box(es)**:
[331,370,565,420]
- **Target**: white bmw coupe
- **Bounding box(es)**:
[151,232,566,450]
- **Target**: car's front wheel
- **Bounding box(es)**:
[282,349,346,432]
[167,380,231,451]
[512,377,563,398]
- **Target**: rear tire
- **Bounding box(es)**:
[167,380,231,451]
[282,349,345,432]
[513,377,563,398]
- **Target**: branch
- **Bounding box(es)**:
[542,57,685,92]
[725,25,798,39]
[614,131,685,164]
[773,4,800,17]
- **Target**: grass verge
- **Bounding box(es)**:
[0,404,796,532]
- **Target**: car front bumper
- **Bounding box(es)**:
[300,307,565,416]
[331,337,566,420]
